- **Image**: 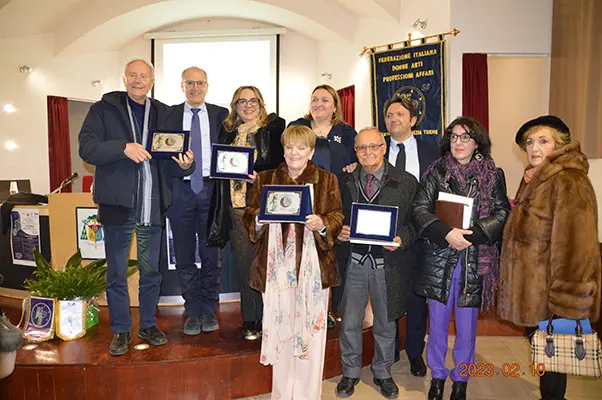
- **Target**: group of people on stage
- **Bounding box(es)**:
[79,58,601,400]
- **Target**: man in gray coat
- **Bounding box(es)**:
[335,127,418,399]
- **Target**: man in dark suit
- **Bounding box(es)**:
[383,96,439,376]
[164,67,228,335]
[335,127,418,399]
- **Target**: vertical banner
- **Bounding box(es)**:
[371,41,446,147]
[10,207,41,266]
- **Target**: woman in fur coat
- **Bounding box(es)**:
[498,115,601,400]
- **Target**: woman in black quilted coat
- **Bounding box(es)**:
[412,117,510,400]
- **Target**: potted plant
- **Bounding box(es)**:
[22,249,137,341]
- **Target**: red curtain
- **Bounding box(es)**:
[337,85,355,128]
[462,54,489,132]
[47,96,72,192]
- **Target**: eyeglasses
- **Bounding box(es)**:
[236,98,260,107]
[354,143,385,153]
[183,80,207,88]
[450,133,473,143]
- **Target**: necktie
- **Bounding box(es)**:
[364,174,376,199]
[190,108,203,194]
[395,142,406,171]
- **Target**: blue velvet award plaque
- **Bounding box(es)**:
[349,202,399,247]
[258,185,313,223]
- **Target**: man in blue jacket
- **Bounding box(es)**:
[79,58,194,356]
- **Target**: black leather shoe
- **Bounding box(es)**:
[201,312,219,332]
[428,378,445,400]
[242,321,259,340]
[373,377,399,399]
[327,312,336,329]
[409,355,427,377]
[335,376,359,398]
[138,325,167,346]
[450,381,467,400]
[183,317,202,336]
[109,332,131,356]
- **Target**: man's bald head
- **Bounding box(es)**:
[354,127,386,173]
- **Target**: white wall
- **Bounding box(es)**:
[449,0,554,121]
[488,56,551,197]
[0,34,121,194]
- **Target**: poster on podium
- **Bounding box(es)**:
[10,207,41,266]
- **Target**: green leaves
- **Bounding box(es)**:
[23,249,138,301]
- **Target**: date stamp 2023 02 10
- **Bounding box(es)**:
[459,363,547,378]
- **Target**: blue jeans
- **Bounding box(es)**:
[104,210,163,334]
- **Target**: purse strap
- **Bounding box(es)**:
[543,315,586,361]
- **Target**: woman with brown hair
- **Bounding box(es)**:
[243,125,344,399]
[207,86,285,340]
[499,115,601,400]
[289,84,357,328]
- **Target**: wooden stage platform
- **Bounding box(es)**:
[0,297,376,400]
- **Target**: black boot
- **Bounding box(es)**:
[450,381,467,400]
[428,378,445,400]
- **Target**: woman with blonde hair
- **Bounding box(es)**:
[207,86,285,340]
[499,115,601,400]
[244,125,344,399]
[289,84,357,327]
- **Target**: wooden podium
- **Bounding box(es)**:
[47,193,140,306]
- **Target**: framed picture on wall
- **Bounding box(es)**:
[75,207,105,260]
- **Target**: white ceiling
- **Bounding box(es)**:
[0,0,404,55]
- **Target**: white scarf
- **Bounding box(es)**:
[260,223,326,365]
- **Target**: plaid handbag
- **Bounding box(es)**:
[531,316,602,377]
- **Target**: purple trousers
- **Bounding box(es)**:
[427,259,479,382]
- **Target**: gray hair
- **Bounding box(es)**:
[181,66,208,81]
[355,126,385,144]
[123,58,155,79]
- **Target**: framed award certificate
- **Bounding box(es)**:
[258,185,313,223]
[146,130,190,159]
[349,203,399,247]
[210,144,255,180]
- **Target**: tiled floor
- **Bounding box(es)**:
[244,336,602,399]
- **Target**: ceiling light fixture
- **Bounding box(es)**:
[92,80,103,87]
[5,141,19,151]
[3,104,16,113]
[18,65,32,74]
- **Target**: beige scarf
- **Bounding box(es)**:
[230,119,261,208]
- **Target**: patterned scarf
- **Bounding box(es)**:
[230,119,260,208]
[260,223,326,365]
[441,152,500,312]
